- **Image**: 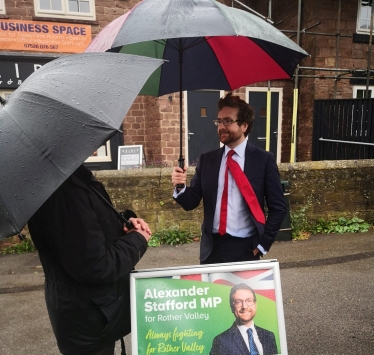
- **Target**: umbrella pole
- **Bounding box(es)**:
[178,39,185,169]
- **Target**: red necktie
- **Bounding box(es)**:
[218,150,265,235]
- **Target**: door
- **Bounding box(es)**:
[187,91,221,164]
[247,91,279,159]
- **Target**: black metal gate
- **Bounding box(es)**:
[312,98,374,160]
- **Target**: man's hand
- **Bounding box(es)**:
[171,166,187,188]
[253,248,260,256]
[124,218,152,242]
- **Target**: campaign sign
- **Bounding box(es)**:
[117,145,143,170]
[130,260,288,355]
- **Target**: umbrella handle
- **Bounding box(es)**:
[176,156,185,189]
[119,210,137,230]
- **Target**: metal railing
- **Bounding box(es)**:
[312,98,374,160]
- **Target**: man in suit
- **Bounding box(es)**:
[171,93,287,264]
[210,283,278,355]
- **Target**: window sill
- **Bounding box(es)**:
[32,16,98,25]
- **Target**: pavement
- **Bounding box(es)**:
[0,231,373,355]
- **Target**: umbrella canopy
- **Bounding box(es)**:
[86,0,308,95]
[85,0,309,166]
[0,52,164,241]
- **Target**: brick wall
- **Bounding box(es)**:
[91,1,185,166]
[5,160,372,244]
[123,93,184,165]
[1,0,372,166]
[273,0,372,162]
[93,160,374,235]
[94,0,136,32]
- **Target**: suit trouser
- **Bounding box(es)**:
[201,233,261,264]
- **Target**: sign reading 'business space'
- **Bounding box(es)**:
[0,19,91,53]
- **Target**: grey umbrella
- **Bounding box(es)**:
[0,52,164,240]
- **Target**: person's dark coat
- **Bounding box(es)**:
[209,322,278,355]
[28,166,148,354]
[175,142,287,262]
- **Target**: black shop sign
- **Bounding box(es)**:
[0,58,52,88]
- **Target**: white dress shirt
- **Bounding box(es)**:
[212,140,256,238]
[174,139,265,253]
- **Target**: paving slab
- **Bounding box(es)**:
[0,231,373,354]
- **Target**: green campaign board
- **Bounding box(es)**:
[130,260,288,355]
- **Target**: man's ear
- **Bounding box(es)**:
[241,122,249,134]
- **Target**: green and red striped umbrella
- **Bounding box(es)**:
[86,0,308,165]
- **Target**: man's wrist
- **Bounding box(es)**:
[173,184,186,198]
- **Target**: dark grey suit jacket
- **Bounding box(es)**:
[209,323,278,355]
[175,142,287,261]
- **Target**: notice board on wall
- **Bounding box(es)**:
[130,260,288,355]
[117,145,143,170]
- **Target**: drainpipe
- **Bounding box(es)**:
[365,2,374,98]
[266,0,272,152]
[333,0,342,98]
[290,0,302,162]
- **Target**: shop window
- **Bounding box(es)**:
[357,0,373,34]
[34,0,96,21]
[0,0,5,15]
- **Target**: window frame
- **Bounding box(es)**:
[85,141,112,163]
[357,0,374,34]
[0,90,14,100]
[0,0,5,15]
[34,0,96,21]
[353,85,374,98]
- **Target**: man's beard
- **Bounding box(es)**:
[235,309,255,325]
[218,129,243,145]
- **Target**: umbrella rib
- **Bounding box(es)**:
[153,39,167,47]
[161,39,179,51]
[152,37,212,53]
[184,37,210,51]
[165,37,208,52]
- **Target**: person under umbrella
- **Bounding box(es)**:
[28,164,151,355]
[172,93,287,264]
[0,53,165,355]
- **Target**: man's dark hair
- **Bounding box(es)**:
[229,283,257,312]
[218,93,255,136]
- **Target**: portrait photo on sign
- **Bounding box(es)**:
[130,260,287,355]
